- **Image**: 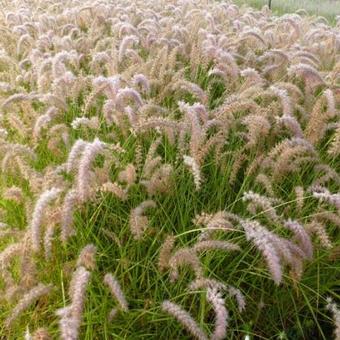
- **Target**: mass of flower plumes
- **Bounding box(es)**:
[0,0,339,338]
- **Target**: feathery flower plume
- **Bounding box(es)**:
[242,191,280,222]
[3,186,24,203]
[242,114,271,148]
[76,138,106,201]
[141,164,173,196]
[33,107,59,141]
[71,117,99,130]
[0,243,24,271]
[276,114,303,138]
[129,200,156,239]
[288,63,325,87]
[30,188,61,252]
[240,67,264,86]
[158,234,175,272]
[241,220,282,285]
[161,301,208,340]
[306,221,332,249]
[43,222,57,260]
[100,182,128,201]
[284,219,313,258]
[5,283,53,327]
[194,211,240,241]
[32,328,51,340]
[314,164,340,187]
[118,35,139,63]
[115,87,143,110]
[329,125,340,156]
[183,155,202,190]
[61,189,78,243]
[76,244,97,270]
[66,139,88,173]
[255,173,275,197]
[169,247,203,282]
[193,240,240,253]
[103,273,128,312]
[118,164,136,186]
[56,266,90,340]
[323,89,336,117]
[1,93,33,111]
[326,298,340,340]
[175,80,208,104]
[189,277,227,292]
[270,86,293,116]
[227,286,246,312]
[132,74,150,93]
[190,277,246,313]
[315,210,340,228]
[312,188,340,210]
[206,287,229,340]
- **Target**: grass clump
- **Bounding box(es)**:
[0,0,339,339]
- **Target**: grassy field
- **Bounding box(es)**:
[0,0,339,339]
[234,0,340,23]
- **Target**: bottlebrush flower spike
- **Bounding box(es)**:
[71,117,100,130]
[60,189,78,243]
[183,155,202,190]
[66,139,88,173]
[118,163,136,187]
[189,278,246,313]
[132,74,150,93]
[158,234,175,272]
[76,244,97,270]
[118,35,139,63]
[193,240,240,253]
[206,287,229,340]
[100,182,128,201]
[30,188,62,252]
[33,106,59,141]
[3,186,24,203]
[276,114,303,138]
[32,328,51,340]
[56,266,90,340]
[287,63,325,87]
[312,187,340,210]
[103,273,128,312]
[270,86,293,116]
[194,211,240,241]
[129,200,156,239]
[284,219,313,259]
[168,247,203,282]
[76,138,106,202]
[242,191,280,222]
[241,220,282,285]
[115,87,143,110]
[306,220,332,249]
[326,298,340,340]
[5,283,53,327]
[161,301,208,340]
[328,125,340,156]
[175,80,208,104]
[0,243,24,271]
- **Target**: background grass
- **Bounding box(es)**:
[233,0,340,23]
